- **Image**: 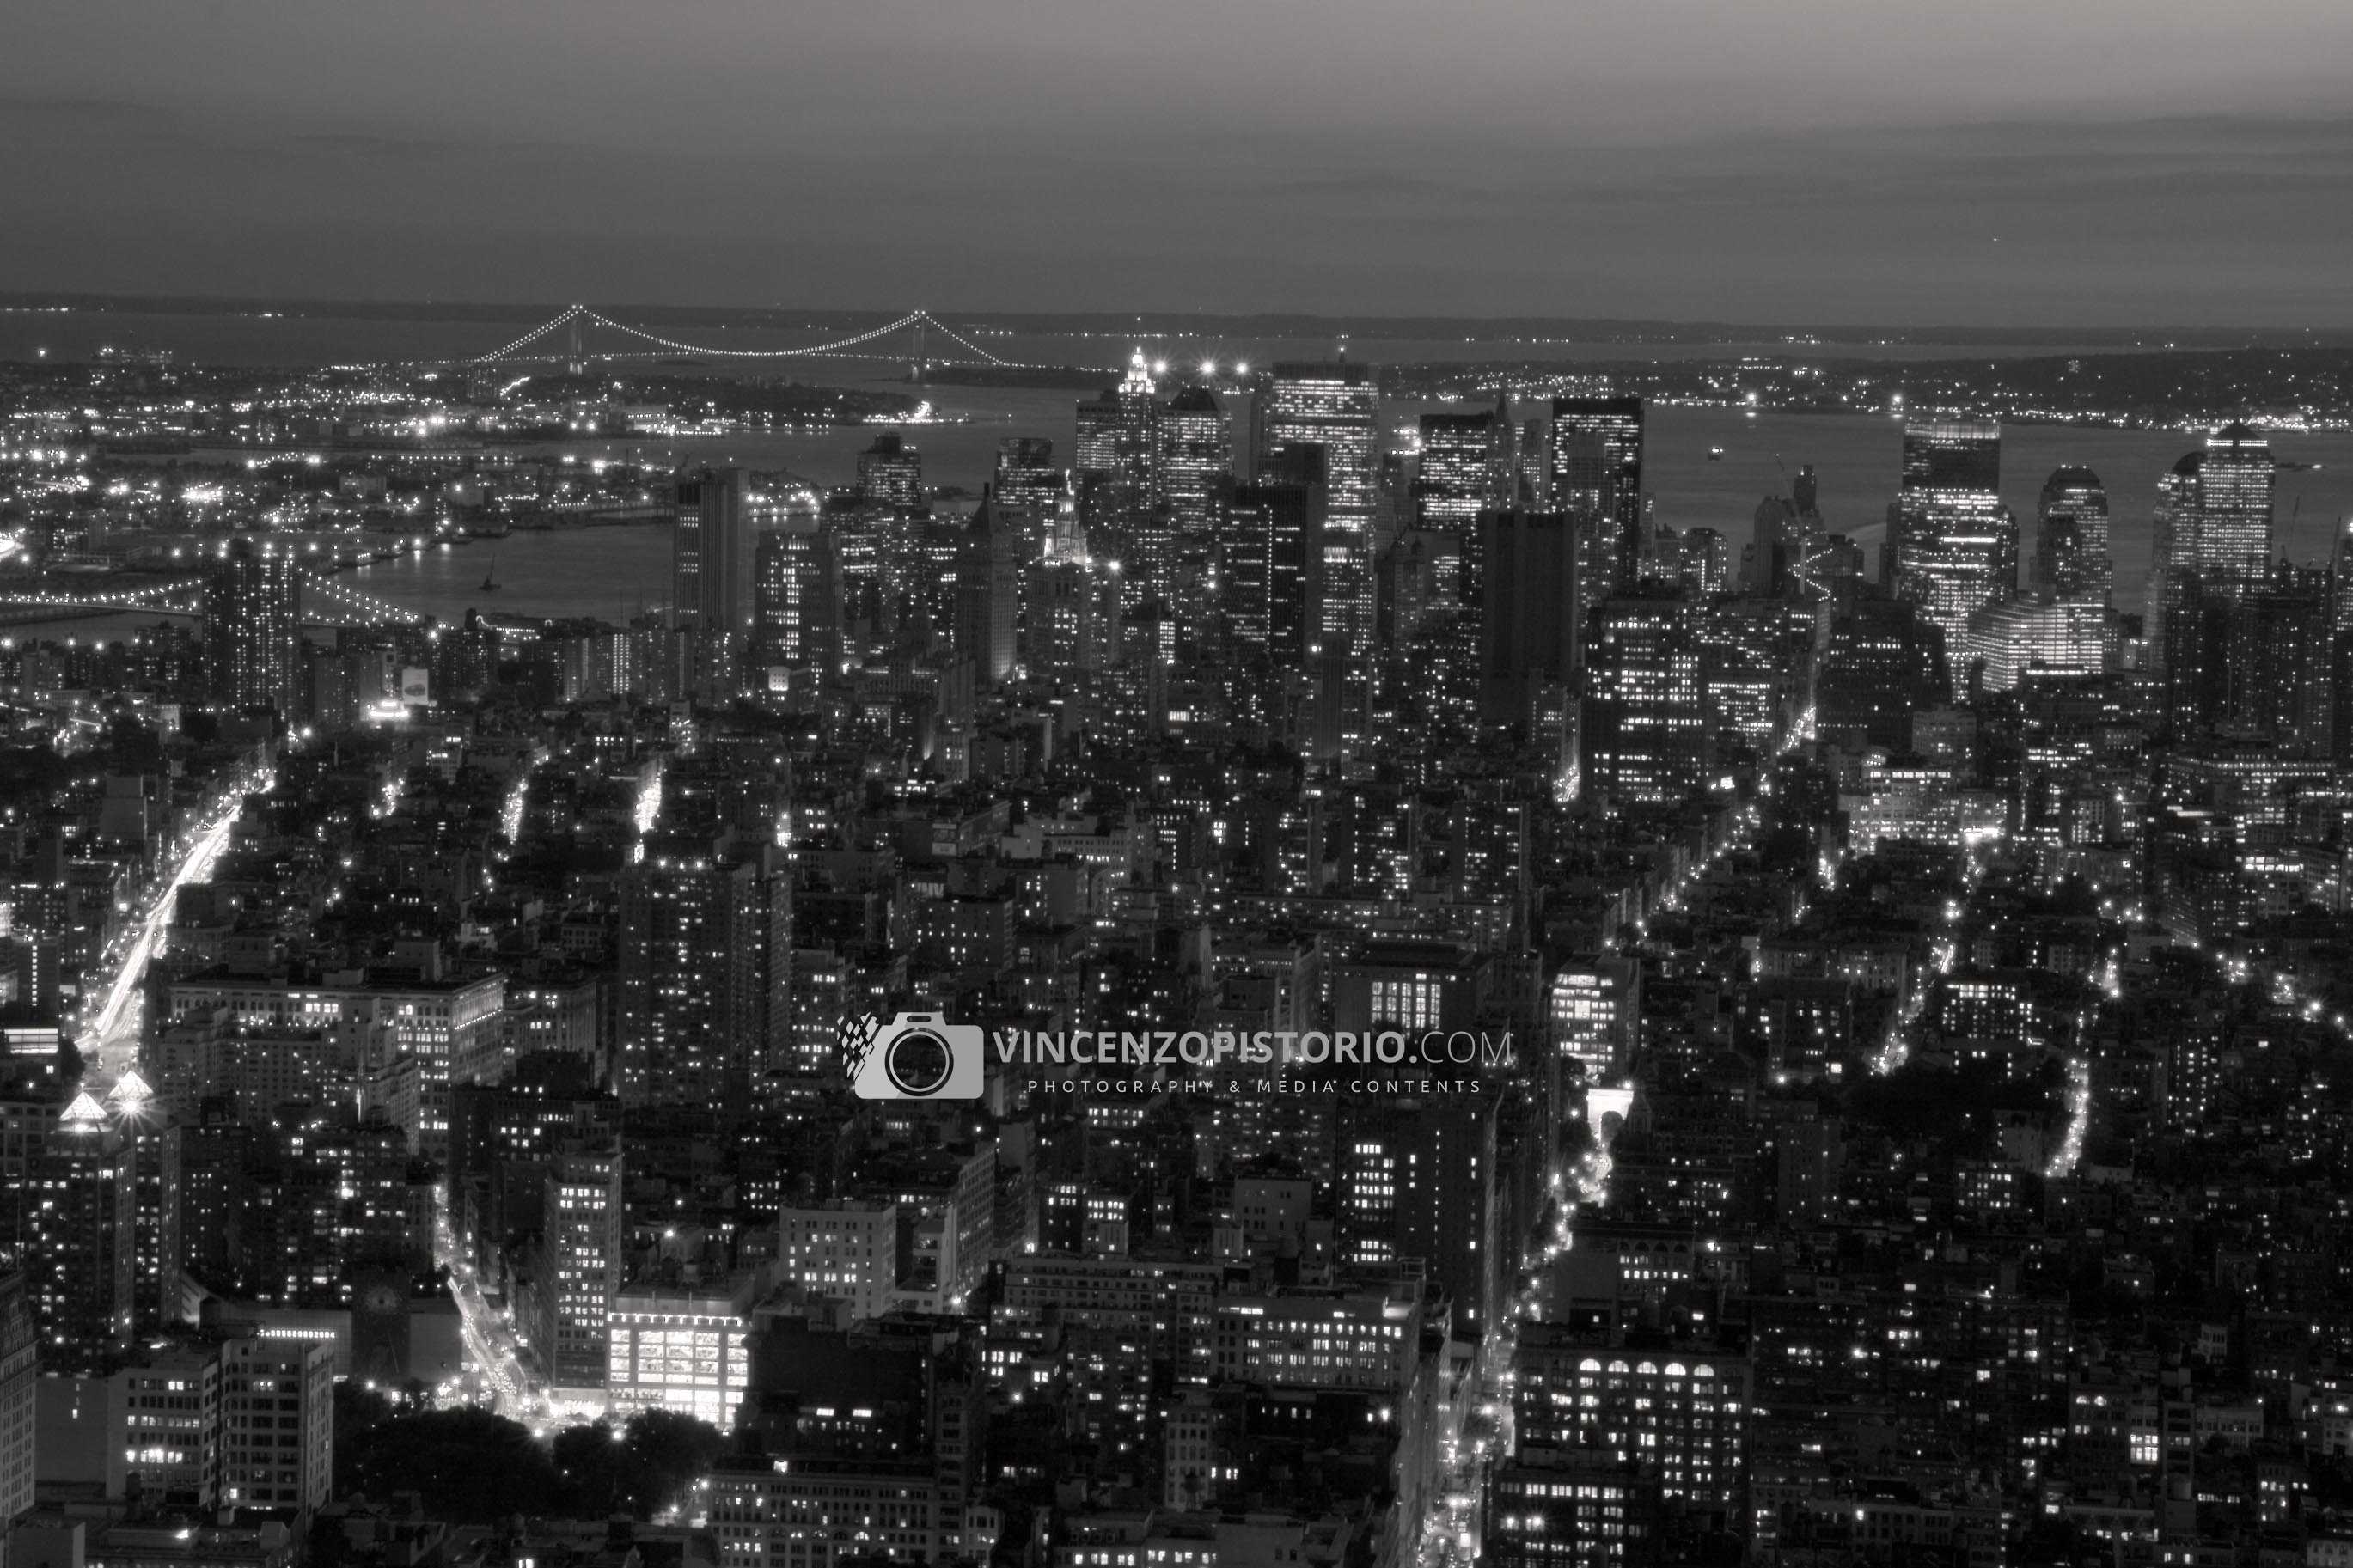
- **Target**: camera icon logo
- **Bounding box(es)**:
[840,1011,986,1101]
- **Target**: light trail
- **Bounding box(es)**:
[1414,1107,1624,1568]
[434,1198,557,1427]
[76,766,270,1080]
[2046,1056,2092,1178]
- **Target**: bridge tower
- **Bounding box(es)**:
[909,314,926,387]
[565,308,586,375]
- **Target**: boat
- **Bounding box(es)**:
[479,553,501,592]
[1708,447,1726,461]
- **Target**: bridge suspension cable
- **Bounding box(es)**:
[453,306,1018,369]
[296,568,430,627]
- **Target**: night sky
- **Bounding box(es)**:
[7,0,2351,325]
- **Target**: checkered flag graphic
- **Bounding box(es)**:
[836,1013,884,1083]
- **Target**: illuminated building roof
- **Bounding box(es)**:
[60,1090,110,1129]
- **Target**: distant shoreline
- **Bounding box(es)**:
[3,292,2342,351]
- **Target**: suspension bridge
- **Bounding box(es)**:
[402,304,1041,378]
[0,566,430,631]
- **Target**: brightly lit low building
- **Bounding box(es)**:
[606,1276,762,1429]
[1963,593,2107,692]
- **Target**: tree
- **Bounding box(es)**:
[336,1407,567,1522]
[549,1410,728,1520]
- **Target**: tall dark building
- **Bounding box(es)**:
[1891,418,2012,672]
[1582,589,1708,805]
[205,538,303,713]
[674,467,754,701]
[1224,455,1329,671]
[0,1269,29,1527]
[448,1052,620,1274]
[2036,466,2112,604]
[1547,397,1645,595]
[1477,510,1580,733]
[1818,595,1950,749]
[855,435,923,510]
[953,497,1021,686]
[2332,518,2353,764]
[2228,562,2332,751]
[31,1090,135,1366]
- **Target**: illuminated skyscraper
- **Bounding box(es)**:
[616,838,774,1109]
[1159,384,1232,536]
[205,538,303,713]
[753,516,841,683]
[1258,363,1380,662]
[542,1137,622,1394]
[1415,408,1504,534]
[1547,397,1645,595]
[2146,424,2275,671]
[31,1090,135,1364]
[674,467,754,700]
[1581,589,1708,805]
[2036,466,2112,603]
[1074,351,1163,525]
[1891,418,2014,678]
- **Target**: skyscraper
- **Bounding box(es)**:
[954,497,1021,686]
[1258,363,1380,662]
[616,838,771,1109]
[1159,384,1231,537]
[993,436,1066,514]
[674,467,754,701]
[855,435,923,510]
[1415,408,1504,534]
[1891,418,2014,677]
[1477,510,1581,733]
[31,1090,135,1365]
[543,1137,623,1395]
[2230,562,2331,752]
[2331,519,2353,764]
[1818,595,1951,749]
[0,1270,32,1529]
[1547,397,1646,595]
[1074,351,1163,528]
[205,538,303,713]
[2147,424,2275,670]
[2035,466,2112,603]
[753,516,841,680]
[1222,467,1326,669]
[1581,589,1708,805]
